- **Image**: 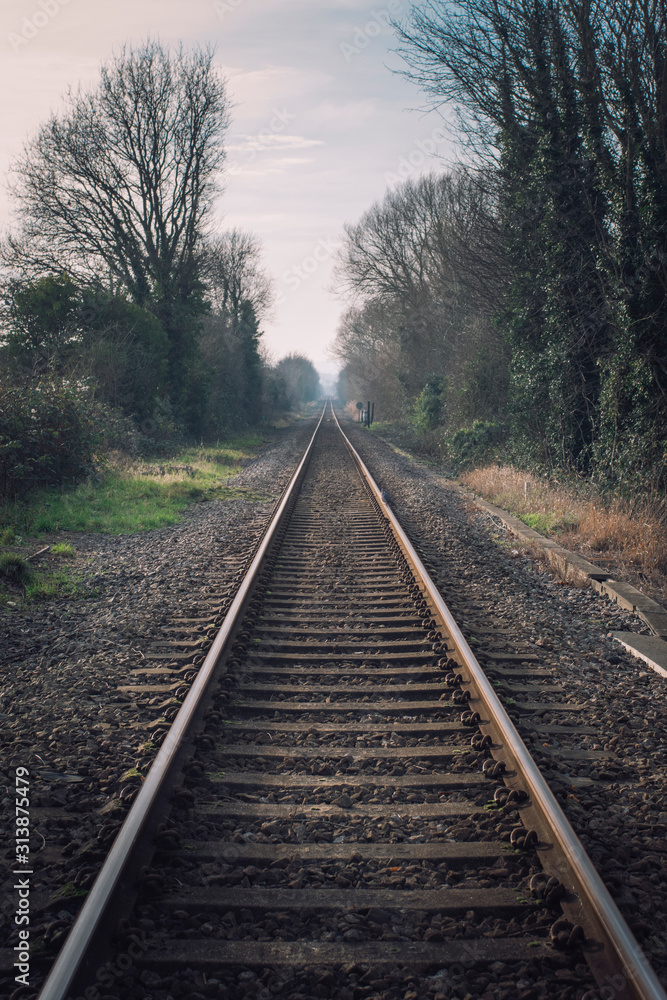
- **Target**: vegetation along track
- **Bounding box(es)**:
[36,404,665,1000]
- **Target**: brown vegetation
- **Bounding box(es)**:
[462,465,667,605]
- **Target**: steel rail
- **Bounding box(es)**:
[332,404,666,1000]
[37,404,327,1000]
[37,401,665,1000]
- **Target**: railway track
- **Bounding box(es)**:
[36,404,665,1000]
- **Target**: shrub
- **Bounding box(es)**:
[411,379,445,433]
[5,272,79,364]
[443,420,506,471]
[0,553,33,586]
[78,291,169,420]
[0,376,102,499]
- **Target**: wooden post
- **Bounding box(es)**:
[370,403,375,426]
[366,400,371,427]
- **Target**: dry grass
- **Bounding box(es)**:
[462,464,667,602]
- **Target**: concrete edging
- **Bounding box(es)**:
[446,480,667,680]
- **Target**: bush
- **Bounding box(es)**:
[78,291,169,420]
[443,420,506,471]
[5,272,79,364]
[411,379,445,433]
[0,553,33,586]
[0,376,102,499]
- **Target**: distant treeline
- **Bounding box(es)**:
[335,0,667,492]
[0,40,320,497]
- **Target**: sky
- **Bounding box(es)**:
[0,0,457,376]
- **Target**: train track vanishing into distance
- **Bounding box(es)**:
[36,403,665,1000]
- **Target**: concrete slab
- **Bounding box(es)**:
[601,580,665,613]
[601,580,643,611]
[612,632,667,679]
[545,548,609,581]
[638,611,667,637]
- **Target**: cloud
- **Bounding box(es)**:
[227,155,317,178]
[313,99,377,126]
[222,63,333,112]
[272,157,316,166]
[226,133,325,153]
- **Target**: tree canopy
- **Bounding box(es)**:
[4,39,231,422]
[335,0,667,487]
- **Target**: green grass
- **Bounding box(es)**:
[24,567,84,603]
[50,542,75,556]
[519,511,579,536]
[0,548,86,606]
[120,768,144,782]
[0,434,268,537]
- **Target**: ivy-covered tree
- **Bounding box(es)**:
[395,0,667,485]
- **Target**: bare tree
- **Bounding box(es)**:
[332,170,507,420]
[202,230,274,320]
[4,39,230,408]
[335,171,504,311]
[331,300,405,420]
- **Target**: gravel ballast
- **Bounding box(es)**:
[345,417,667,987]
[1,411,665,997]
[0,420,316,996]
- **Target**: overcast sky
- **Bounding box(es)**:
[0,0,456,374]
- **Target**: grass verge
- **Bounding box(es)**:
[0,550,84,607]
[0,434,267,537]
[0,434,268,605]
[461,464,667,582]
